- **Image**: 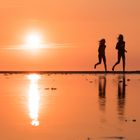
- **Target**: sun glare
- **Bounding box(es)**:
[25,32,42,49]
[28,74,41,126]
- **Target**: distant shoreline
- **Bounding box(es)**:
[0,71,140,74]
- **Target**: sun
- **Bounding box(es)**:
[25,32,42,49]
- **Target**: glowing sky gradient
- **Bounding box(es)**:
[0,0,139,70]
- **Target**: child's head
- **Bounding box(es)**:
[118,34,124,41]
[99,39,106,45]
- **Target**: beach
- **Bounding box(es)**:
[0,73,140,140]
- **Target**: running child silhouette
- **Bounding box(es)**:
[112,34,127,71]
[94,39,107,71]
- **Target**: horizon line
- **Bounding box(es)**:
[0,70,140,74]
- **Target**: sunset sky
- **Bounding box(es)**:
[0,0,139,71]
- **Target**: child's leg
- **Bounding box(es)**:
[94,55,102,69]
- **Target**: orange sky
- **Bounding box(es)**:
[0,0,140,71]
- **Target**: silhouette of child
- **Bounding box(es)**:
[94,39,107,71]
[112,34,127,71]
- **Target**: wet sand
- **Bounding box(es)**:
[0,73,140,140]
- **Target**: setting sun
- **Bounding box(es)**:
[25,32,42,49]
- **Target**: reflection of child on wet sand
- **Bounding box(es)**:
[94,39,107,71]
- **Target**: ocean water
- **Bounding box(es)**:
[0,73,140,140]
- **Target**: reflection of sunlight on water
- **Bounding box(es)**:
[28,74,41,126]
